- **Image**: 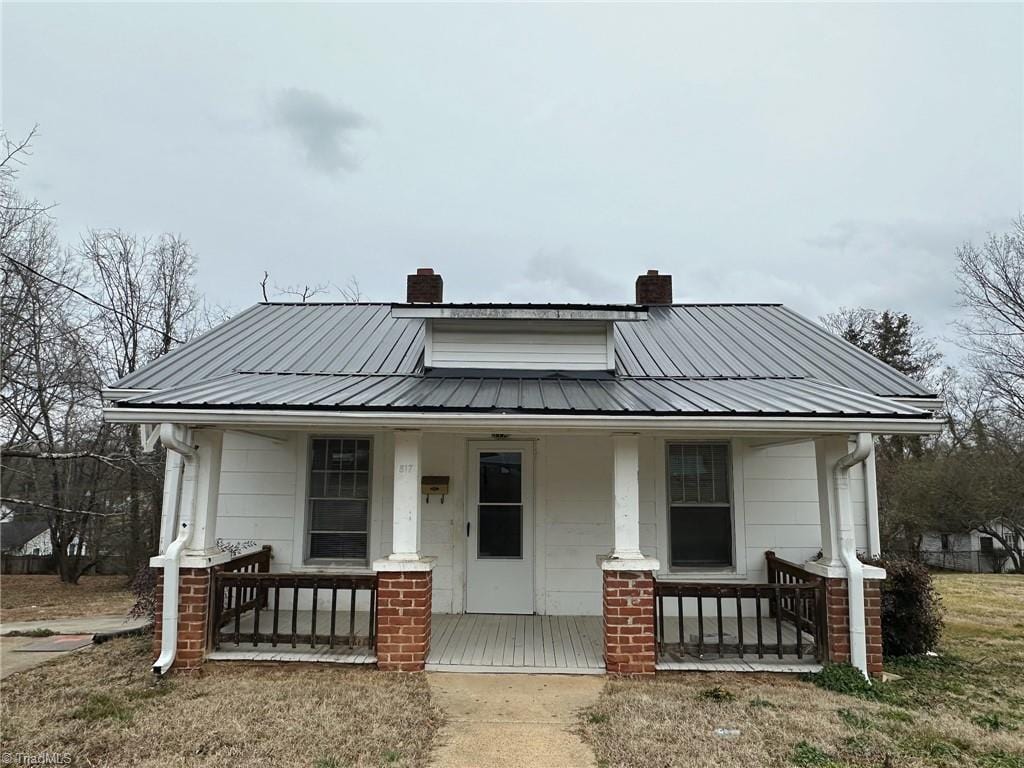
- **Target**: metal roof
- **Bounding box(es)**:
[118,371,928,418]
[111,302,935,400]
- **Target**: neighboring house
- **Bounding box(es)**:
[0,515,51,556]
[918,523,1022,573]
[0,508,54,573]
[102,268,942,678]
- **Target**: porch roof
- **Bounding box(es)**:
[112,370,930,419]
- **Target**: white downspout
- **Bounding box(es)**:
[864,441,880,558]
[153,424,197,676]
[835,432,873,679]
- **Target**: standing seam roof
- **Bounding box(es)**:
[109,302,935,400]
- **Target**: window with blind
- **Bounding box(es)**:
[306,437,371,563]
[667,443,733,568]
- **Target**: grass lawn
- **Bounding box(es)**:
[0,636,444,767]
[0,574,134,623]
[578,573,1024,768]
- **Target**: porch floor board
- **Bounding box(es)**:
[426,614,605,674]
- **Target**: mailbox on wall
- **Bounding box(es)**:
[422,475,449,503]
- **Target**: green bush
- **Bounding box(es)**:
[808,663,878,699]
[864,554,943,657]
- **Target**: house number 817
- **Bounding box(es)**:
[398,464,415,474]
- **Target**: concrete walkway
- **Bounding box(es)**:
[0,615,147,636]
[428,672,602,768]
[0,614,149,680]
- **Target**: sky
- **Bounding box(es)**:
[3,3,1022,359]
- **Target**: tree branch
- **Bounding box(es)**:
[0,497,126,518]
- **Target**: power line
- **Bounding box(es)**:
[2,253,184,344]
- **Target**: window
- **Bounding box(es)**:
[667,443,733,568]
[980,536,994,553]
[940,534,952,551]
[306,437,371,563]
[477,451,523,559]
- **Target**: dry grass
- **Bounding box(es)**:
[0,574,133,623]
[0,636,444,767]
[933,574,1024,664]
[579,574,1024,768]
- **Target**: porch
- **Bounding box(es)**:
[204,547,824,674]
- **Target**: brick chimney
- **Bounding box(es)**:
[635,269,672,305]
[406,268,443,303]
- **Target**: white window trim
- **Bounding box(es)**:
[290,431,386,573]
[654,436,747,581]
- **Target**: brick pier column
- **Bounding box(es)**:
[823,577,883,679]
[601,563,658,676]
[152,566,213,673]
[375,565,433,672]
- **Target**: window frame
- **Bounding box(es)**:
[303,435,374,567]
[664,440,737,571]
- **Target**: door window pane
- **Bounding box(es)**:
[478,504,523,558]
[479,452,521,504]
[307,437,370,563]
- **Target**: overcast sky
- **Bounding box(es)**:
[3,3,1022,357]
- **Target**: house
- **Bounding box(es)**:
[0,507,53,574]
[918,522,1022,573]
[102,268,943,678]
[0,512,51,556]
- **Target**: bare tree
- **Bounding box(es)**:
[1,218,114,582]
[956,215,1024,421]
[80,229,203,569]
[259,271,361,302]
[334,275,362,301]
[0,125,54,252]
[1,141,207,582]
[150,234,199,357]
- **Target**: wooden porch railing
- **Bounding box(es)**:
[211,569,378,651]
[211,545,273,630]
[654,552,826,661]
[765,550,827,641]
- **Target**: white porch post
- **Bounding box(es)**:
[814,435,847,569]
[611,433,644,560]
[389,429,422,561]
[184,429,223,556]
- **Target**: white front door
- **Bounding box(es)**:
[465,442,534,614]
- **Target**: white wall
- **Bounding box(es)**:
[210,431,873,617]
[215,431,299,568]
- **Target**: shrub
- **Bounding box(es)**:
[128,564,157,621]
[808,663,878,699]
[697,685,736,703]
[864,555,943,657]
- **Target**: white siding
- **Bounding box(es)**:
[428,320,612,370]
[216,431,298,568]
[541,436,612,614]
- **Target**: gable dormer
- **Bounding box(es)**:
[390,304,648,372]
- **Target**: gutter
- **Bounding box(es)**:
[152,424,197,676]
[101,407,945,436]
[835,432,873,679]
